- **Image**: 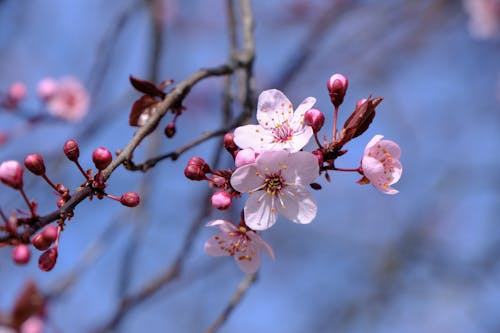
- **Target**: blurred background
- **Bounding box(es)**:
[1,0,500,332]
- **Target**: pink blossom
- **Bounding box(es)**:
[361,135,402,195]
[463,0,500,39]
[0,160,24,189]
[20,316,44,333]
[233,89,315,152]
[38,77,90,122]
[231,150,318,230]
[204,220,274,273]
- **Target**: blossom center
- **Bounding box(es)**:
[263,172,285,196]
[272,123,293,143]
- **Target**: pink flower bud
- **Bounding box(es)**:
[63,139,80,162]
[184,164,206,181]
[38,247,58,272]
[0,160,24,189]
[188,157,210,172]
[13,244,31,265]
[31,234,52,251]
[235,148,257,167]
[24,154,46,176]
[37,78,57,99]
[8,82,27,102]
[92,147,112,170]
[211,191,232,210]
[327,73,348,108]
[304,108,325,133]
[223,132,238,153]
[164,122,176,138]
[120,192,141,207]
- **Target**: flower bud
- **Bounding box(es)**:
[0,160,24,189]
[32,225,58,251]
[38,248,58,272]
[304,108,325,133]
[235,148,257,168]
[24,154,46,176]
[184,164,206,181]
[327,73,348,108]
[120,192,141,207]
[92,147,112,170]
[164,122,176,138]
[63,139,80,162]
[211,191,232,210]
[37,78,57,100]
[356,98,367,108]
[223,132,238,153]
[13,244,31,265]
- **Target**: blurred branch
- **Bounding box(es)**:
[206,272,258,333]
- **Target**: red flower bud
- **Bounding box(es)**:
[38,248,58,272]
[304,108,325,133]
[327,73,348,108]
[223,132,238,153]
[120,192,141,207]
[211,191,232,210]
[184,164,206,181]
[32,225,58,251]
[92,147,112,170]
[63,139,80,162]
[13,244,31,265]
[164,122,176,138]
[187,157,210,173]
[0,160,24,189]
[24,154,46,176]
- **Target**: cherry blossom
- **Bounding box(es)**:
[231,150,318,230]
[361,135,402,194]
[38,77,90,122]
[204,220,274,273]
[233,89,315,152]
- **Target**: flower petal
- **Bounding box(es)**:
[291,96,316,126]
[234,124,274,150]
[205,219,237,233]
[364,135,384,154]
[380,139,401,159]
[254,150,288,174]
[257,89,294,129]
[282,151,318,185]
[286,126,313,152]
[235,244,260,273]
[278,187,317,224]
[244,192,278,230]
[204,234,231,257]
[231,164,263,193]
[247,231,275,260]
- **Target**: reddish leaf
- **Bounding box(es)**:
[129,75,165,98]
[339,97,382,146]
[129,95,158,126]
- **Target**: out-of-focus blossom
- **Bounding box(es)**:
[37,77,89,122]
[20,316,44,333]
[233,89,315,152]
[463,0,500,39]
[361,135,402,195]
[231,150,318,230]
[204,220,274,273]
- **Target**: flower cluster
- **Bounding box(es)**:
[185,73,403,273]
[0,139,140,271]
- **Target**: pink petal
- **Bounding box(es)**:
[206,219,237,233]
[390,160,403,184]
[247,231,275,260]
[244,192,278,230]
[291,96,316,126]
[233,124,273,150]
[379,139,401,159]
[282,151,319,185]
[204,234,231,257]
[287,126,313,152]
[364,134,384,154]
[235,244,261,273]
[230,164,263,193]
[257,89,294,129]
[278,187,317,224]
[255,150,288,174]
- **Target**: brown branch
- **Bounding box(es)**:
[206,272,258,333]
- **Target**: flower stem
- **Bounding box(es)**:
[74,160,90,180]
[313,132,323,149]
[332,105,339,140]
[332,166,361,173]
[19,187,37,217]
[42,174,59,192]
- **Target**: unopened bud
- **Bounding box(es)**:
[165,122,176,138]
[235,148,257,167]
[32,225,58,251]
[304,108,325,133]
[24,154,46,176]
[63,139,80,162]
[13,244,31,265]
[92,147,112,170]
[223,132,238,153]
[37,78,57,99]
[184,164,206,181]
[211,191,232,210]
[0,160,24,189]
[120,192,141,207]
[188,157,210,172]
[38,248,58,272]
[356,98,367,108]
[327,73,348,108]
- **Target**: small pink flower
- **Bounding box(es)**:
[20,316,44,333]
[0,160,24,189]
[38,77,90,122]
[231,150,319,230]
[361,135,402,194]
[204,220,274,273]
[233,89,315,152]
[463,0,500,39]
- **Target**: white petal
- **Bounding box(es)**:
[204,234,231,257]
[230,164,263,193]
[248,231,275,260]
[234,124,273,150]
[364,135,384,154]
[283,151,319,185]
[255,150,288,174]
[287,126,313,153]
[244,192,278,230]
[278,187,317,224]
[291,96,316,125]
[235,244,260,273]
[257,89,294,129]
[205,219,237,233]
